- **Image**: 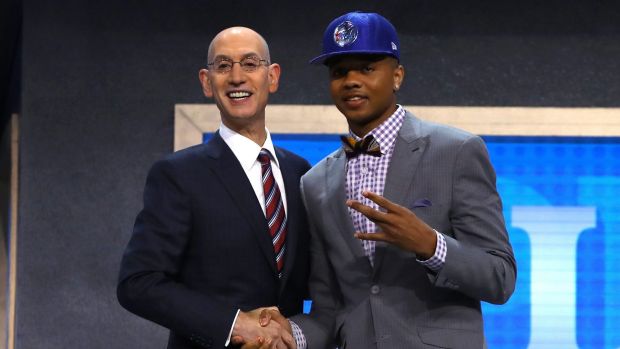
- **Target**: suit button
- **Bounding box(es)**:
[370,285,380,294]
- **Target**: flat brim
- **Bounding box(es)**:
[309,50,399,65]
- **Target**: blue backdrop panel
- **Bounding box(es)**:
[204,133,620,348]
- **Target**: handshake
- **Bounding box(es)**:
[231,307,297,349]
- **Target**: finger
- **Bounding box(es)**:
[274,338,286,349]
[259,309,272,327]
[361,191,400,212]
[259,337,274,349]
[280,330,295,349]
[266,309,285,322]
[354,232,389,242]
[346,200,388,222]
[239,337,264,349]
[231,335,245,345]
[262,338,275,349]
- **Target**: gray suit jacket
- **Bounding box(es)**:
[292,112,516,349]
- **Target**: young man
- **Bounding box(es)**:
[285,12,516,349]
[117,27,309,349]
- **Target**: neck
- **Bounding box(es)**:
[222,119,267,146]
[349,104,398,138]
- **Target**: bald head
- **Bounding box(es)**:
[207,27,271,63]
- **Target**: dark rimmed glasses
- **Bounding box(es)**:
[207,56,270,73]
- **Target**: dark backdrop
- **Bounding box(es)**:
[17,0,620,348]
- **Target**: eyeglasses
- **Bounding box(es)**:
[207,56,270,73]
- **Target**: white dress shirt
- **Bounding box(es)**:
[219,123,288,215]
[218,123,288,346]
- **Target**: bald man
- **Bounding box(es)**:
[118,27,311,349]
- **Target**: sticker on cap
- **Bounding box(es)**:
[391,42,397,51]
[333,21,358,47]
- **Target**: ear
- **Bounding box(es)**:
[393,64,405,91]
[198,69,213,97]
[267,63,281,93]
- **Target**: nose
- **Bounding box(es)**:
[228,62,246,85]
[342,70,362,89]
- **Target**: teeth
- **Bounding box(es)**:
[347,96,362,101]
[228,91,250,98]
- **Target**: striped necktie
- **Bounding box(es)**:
[258,149,287,277]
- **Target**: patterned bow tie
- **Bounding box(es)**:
[340,134,382,158]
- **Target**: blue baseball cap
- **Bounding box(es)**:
[310,11,400,65]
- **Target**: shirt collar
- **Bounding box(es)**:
[349,105,405,155]
[219,123,279,171]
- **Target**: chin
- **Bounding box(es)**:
[337,106,361,117]
[225,106,259,119]
[343,111,375,124]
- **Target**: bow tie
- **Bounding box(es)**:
[340,134,382,158]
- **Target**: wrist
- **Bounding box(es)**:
[232,311,249,336]
[417,228,437,260]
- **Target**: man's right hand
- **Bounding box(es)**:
[231,308,295,349]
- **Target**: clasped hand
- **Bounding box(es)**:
[347,191,437,260]
[231,307,295,349]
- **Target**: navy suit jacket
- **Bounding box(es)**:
[118,132,311,348]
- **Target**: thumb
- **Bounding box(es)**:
[259,308,272,327]
[267,309,286,323]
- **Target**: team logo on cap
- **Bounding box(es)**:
[333,21,358,47]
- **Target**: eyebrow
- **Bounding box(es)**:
[211,52,263,61]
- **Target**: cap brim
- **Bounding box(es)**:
[309,50,398,65]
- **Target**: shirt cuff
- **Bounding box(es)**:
[289,319,307,349]
[417,229,447,272]
[224,309,241,347]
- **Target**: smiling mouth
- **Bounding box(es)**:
[343,95,367,106]
[227,91,252,99]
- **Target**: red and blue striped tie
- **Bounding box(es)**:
[258,149,287,277]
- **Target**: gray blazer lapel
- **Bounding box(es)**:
[373,113,429,274]
[326,150,369,263]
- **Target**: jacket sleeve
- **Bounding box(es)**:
[117,158,237,347]
[430,135,517,304]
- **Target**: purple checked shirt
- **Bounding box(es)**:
[345,105,447,269]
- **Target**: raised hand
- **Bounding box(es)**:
[347,191,437,259]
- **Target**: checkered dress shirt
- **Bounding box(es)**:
[345,106,446,269]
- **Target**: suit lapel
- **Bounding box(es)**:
[326,150,371,266]
[204,133,278,275]
[373,113,429,275]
